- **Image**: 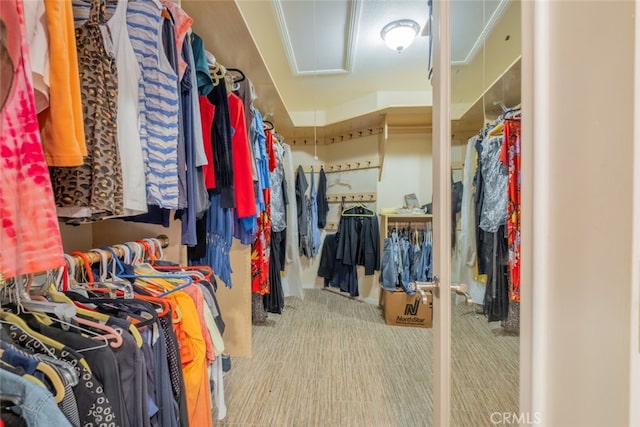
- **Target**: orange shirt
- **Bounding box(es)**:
[38,0,86,166]
[167,290,213,427]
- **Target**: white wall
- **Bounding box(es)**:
[378,133,433,210]
[524,2,635,425]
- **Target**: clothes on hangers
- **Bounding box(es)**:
[336,206,380,276]
[317,167,329,229]
[457,108,521,322]
[380,227,432,295]
[0,0,65,279]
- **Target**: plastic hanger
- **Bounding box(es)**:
[137,239,214,281]
[29,290,122,349]
[0,349,66,403]
[105,244,194,298]
[12,275,77,323]
[0,314,61,357]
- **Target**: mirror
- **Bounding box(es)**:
[450,0,521,424]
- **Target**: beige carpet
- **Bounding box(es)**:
[215,289,519,426]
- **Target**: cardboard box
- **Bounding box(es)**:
[381,289,432,328]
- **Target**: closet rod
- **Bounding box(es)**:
[68,234,170,267]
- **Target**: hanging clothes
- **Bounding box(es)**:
[108,0,146,215]
[296,165,310,255]
[281,143,304,300]
[228,92,257,220]
[190,193,234,287]
[22,0,49,113]
[269,135,287,233]
[0,0,65,278]
[206,77,235,208]
[318,233,359,297]
[335,206,380,276]
[309,168,321,257]
[51,0,124,222]
[70,0,148,216]
[317,166,329,229]
[456,134,487,304]
[502,118,522,302]
[190,32,213,96]
[38,0,87,167]
[380,226,432,295]
[127,0,180,209]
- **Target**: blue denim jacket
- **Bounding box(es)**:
[0,368,72,426]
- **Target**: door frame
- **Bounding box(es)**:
[432,1,534,424]
[431,0,452,425]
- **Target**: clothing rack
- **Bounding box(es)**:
[67,234,170,268]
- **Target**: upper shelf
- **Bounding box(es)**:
[452,57,522,136]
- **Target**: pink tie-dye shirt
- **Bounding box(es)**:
[1,0,64,278]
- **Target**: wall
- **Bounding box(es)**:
[378,133,432,211]
[523,1,634,425]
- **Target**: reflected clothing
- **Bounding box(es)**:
[479,135,508,232]
[483,226,510,321]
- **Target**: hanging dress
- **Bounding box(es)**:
[0,0,65,278]
[502,118,521,302]
[50,0,124,222]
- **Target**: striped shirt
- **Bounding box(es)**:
[127,0,180,209]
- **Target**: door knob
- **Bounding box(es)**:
[411,278,474,306]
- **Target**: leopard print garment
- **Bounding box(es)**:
[50,0,123,223]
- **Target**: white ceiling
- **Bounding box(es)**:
[182,0,516,135]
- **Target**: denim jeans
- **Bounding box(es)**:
[380,236,399,290]
[400,239,415,295]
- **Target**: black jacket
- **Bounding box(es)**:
[335,211,380,275]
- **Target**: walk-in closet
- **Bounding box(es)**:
[1,0,638,426]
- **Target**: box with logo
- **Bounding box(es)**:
[381,289,432,328]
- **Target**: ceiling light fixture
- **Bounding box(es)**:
[380,19,420,53]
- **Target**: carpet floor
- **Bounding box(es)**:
[215,289,519,426]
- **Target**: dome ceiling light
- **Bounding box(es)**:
[380,19,421,53]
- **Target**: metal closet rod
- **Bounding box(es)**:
[68,234,170,267]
